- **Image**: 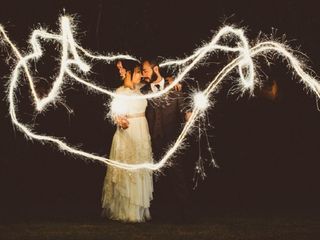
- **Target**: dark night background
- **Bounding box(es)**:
[1,0,320,226]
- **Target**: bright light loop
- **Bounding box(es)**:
[1,16,320,171]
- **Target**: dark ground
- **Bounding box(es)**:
[1,211,320,240]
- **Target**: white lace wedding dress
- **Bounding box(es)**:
[101,86,153,222]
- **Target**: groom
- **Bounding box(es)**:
[140,58,192,222]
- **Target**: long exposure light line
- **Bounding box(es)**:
[1,15,319,171]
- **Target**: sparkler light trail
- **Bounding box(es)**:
[1,15,320,171]
[193,92,210,111]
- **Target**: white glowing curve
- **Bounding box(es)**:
[70,26,255,100]
[2,17,138,112]
[1,17,320,171]
[30,21,257,102]
[4,18,254,105]
[2,19,254,171]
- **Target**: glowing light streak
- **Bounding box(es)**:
[193,92,210,111]
[1,16,320,171]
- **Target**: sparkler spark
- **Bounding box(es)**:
[1,15,320,172]
[193,92,210,111]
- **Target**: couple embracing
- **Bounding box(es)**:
[101,58,191,223]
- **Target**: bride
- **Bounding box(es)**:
[101,60,153,222]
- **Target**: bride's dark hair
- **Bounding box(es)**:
[120,59,140,75]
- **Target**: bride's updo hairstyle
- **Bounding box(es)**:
[121,59,140,78]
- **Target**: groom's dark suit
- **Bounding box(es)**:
[141,82,190,220]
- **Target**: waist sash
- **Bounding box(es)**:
[126,112,145,119]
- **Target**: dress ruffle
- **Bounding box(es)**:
[101,87,153,223]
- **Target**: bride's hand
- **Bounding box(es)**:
[116,116,129,129]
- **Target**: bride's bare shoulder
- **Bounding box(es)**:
[115,86,125,93]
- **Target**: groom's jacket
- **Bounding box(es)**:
[141,82,188,157]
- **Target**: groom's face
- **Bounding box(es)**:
[142,61,157,83]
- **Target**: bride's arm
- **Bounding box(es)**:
[109,88,130,129]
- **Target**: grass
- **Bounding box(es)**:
[1,213,320,240]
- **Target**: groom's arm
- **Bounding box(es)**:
[166,76,182,92]
[176,91,192,122]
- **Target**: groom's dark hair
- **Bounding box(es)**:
[141,57,162,76]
